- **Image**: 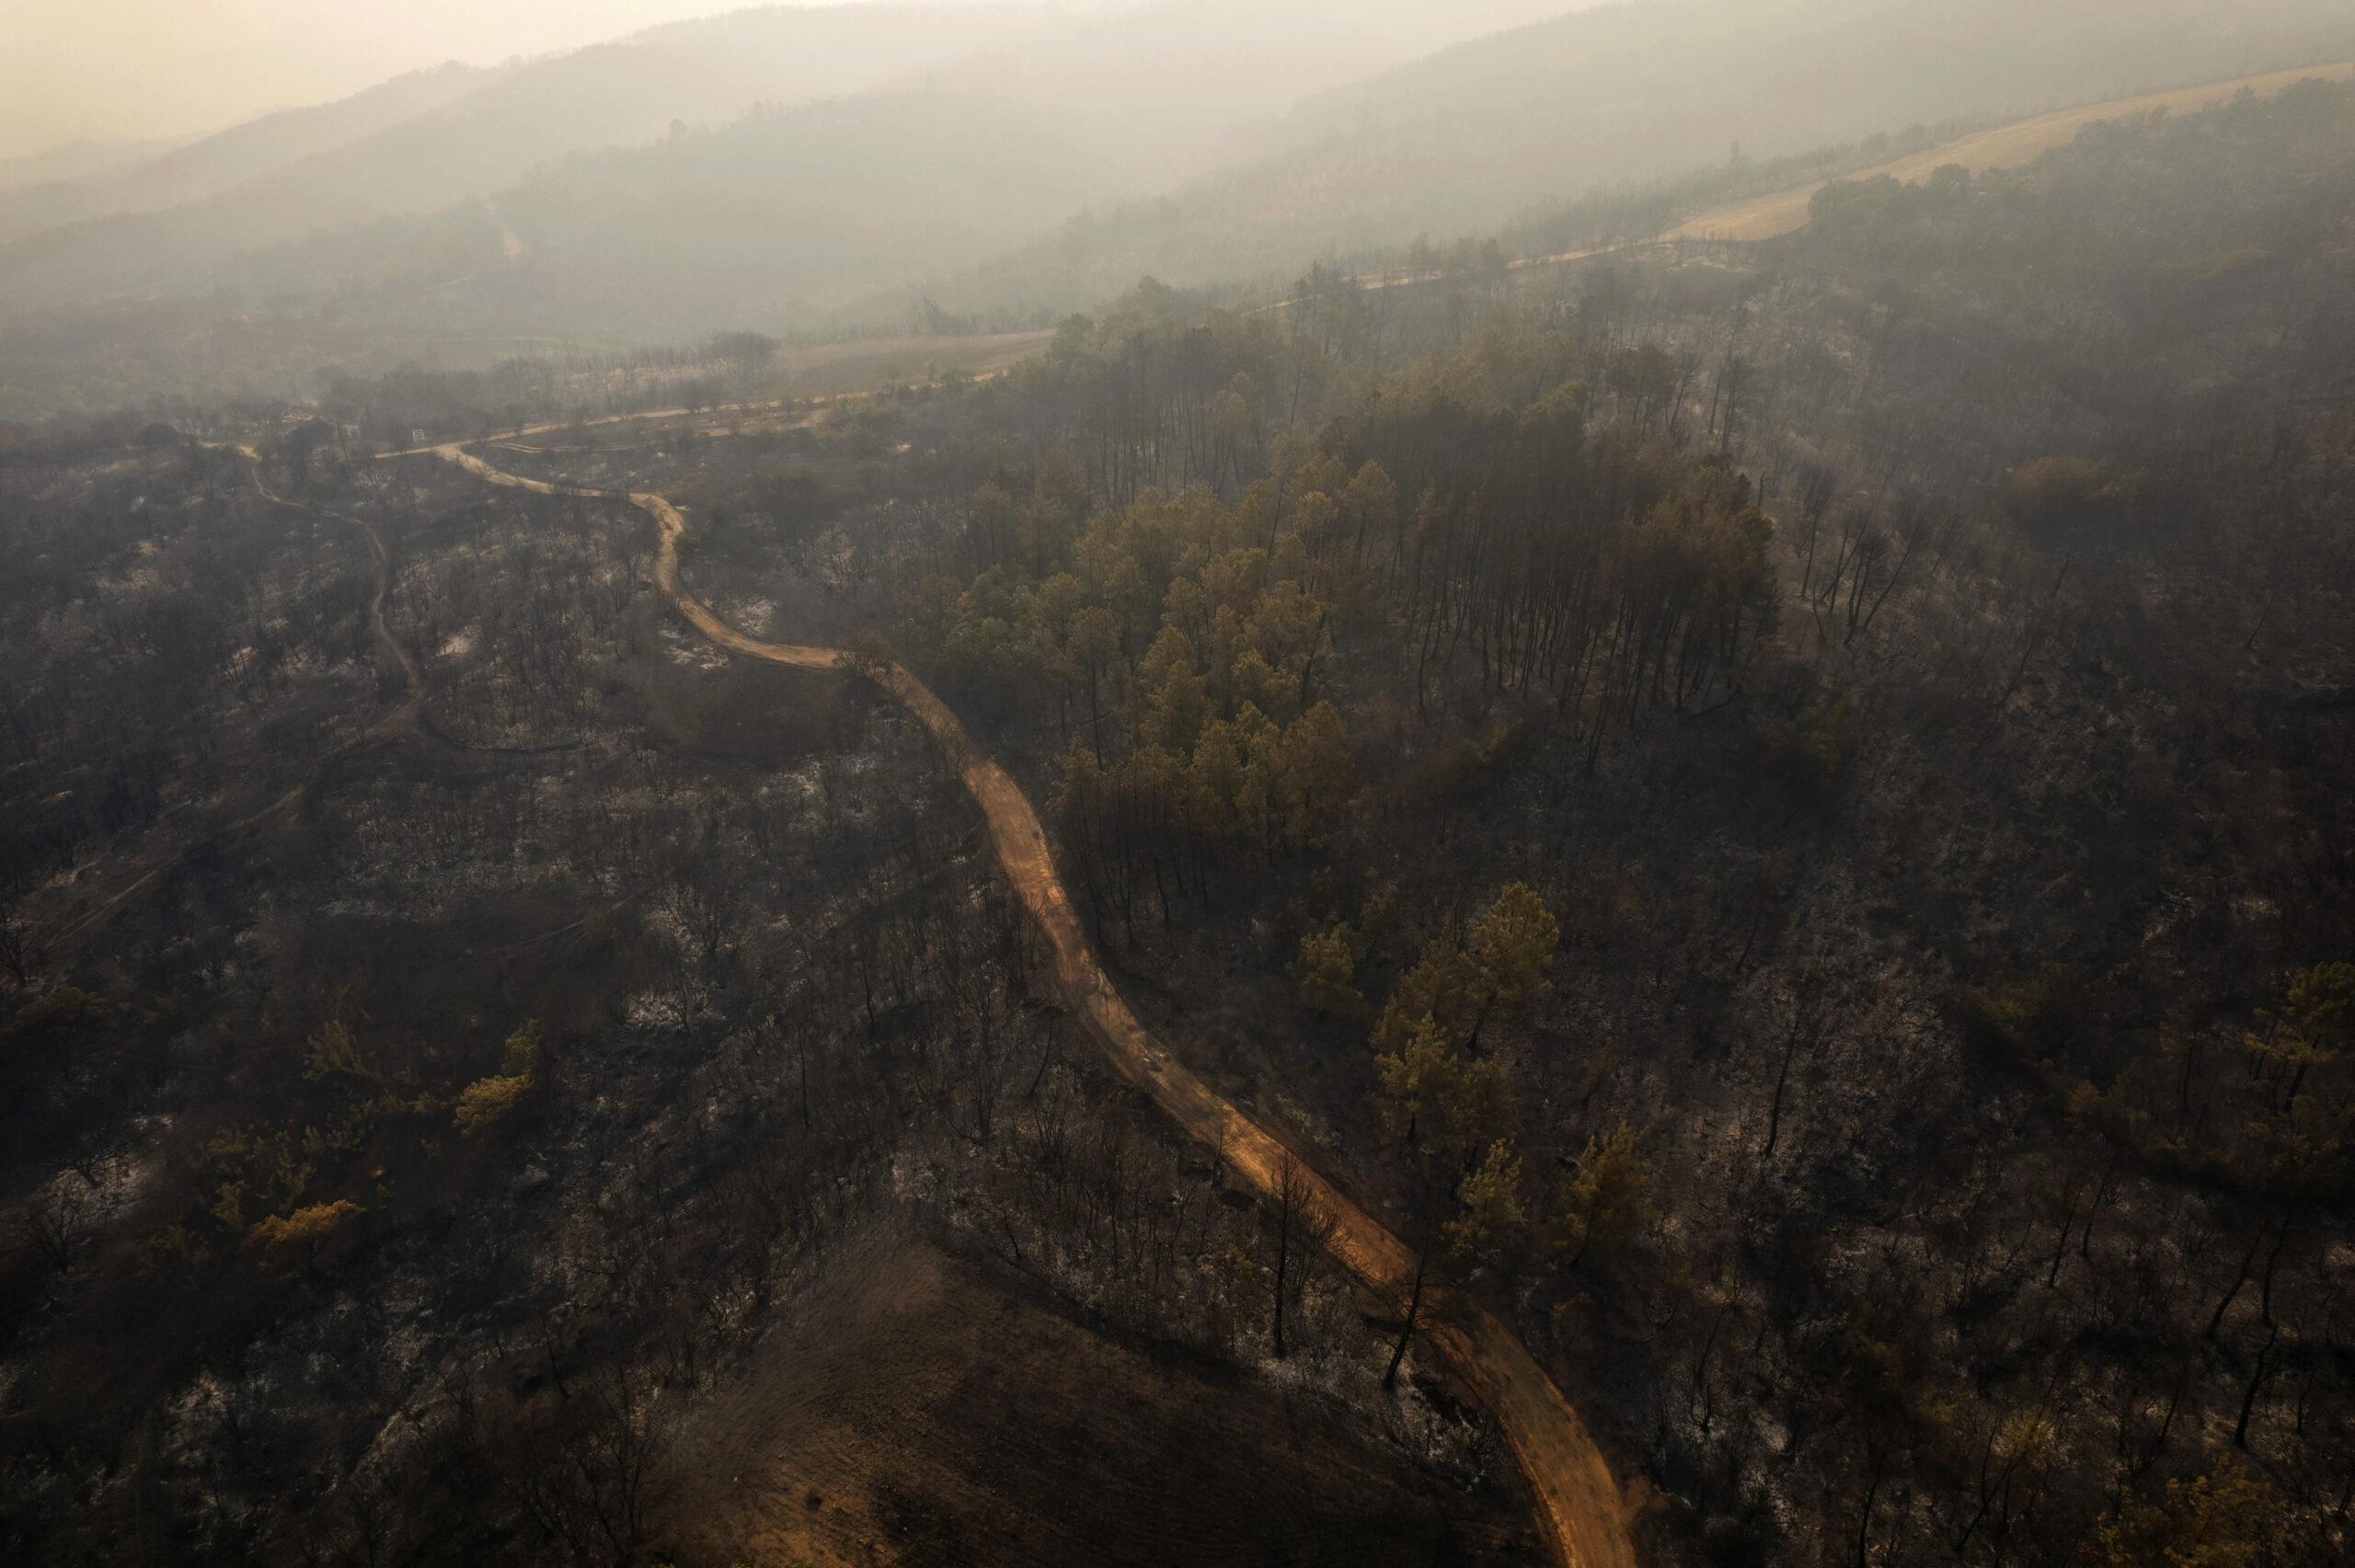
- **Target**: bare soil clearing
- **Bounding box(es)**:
[1662,61,2355,243]
[391,330,1046,456]
[666,1222,1542,1567]
[775,329,1052,399]
[426,441,1639,1568]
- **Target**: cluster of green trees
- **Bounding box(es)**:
[908,309,1789,942]
[1319,881,1657,1379]
[979,286,1296,508]
[918,465,1364,933]
[1050,704,1353,941]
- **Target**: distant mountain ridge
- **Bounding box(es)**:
[0,63,502,246]
[0,0,1593,326]
[925,0,2355,315]
[9,0,2355,418]
[0,136,193,197]
[0,6,1062,271]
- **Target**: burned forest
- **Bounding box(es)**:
[4,6,2354,1568]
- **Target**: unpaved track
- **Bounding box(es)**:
[428,441,1637,1568]
[248,456,420,718]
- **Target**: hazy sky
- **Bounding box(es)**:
[0,0,924,159]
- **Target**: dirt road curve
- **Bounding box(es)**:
[429,442,1637,1568]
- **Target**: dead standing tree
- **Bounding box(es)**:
[1269,1151,1338,1360]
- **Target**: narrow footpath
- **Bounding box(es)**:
[427,441,1637,1568]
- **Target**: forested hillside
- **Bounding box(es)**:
[715,79,2355,1562]
[3,56,2352,1568]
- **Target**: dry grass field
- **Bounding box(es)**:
[775,330,1055,400]
[1662,60,2355,242]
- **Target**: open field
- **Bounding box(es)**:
[1663,60,2355,242]
[775,329,1054,399]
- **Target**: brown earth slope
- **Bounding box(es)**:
[663,1222,1542,1567]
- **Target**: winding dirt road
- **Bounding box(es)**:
[253,454,420,722]
[426,441,1636,1568]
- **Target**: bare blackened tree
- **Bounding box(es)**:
[1268,1152,1334,1360]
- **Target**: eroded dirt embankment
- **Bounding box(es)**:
[430,441,1637,1568]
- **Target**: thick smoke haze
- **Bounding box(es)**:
[0,0,964,157]
[0,0,1596,160]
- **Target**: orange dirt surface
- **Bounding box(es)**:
[1663,61,2355,243]
[427,441,1639,1568]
